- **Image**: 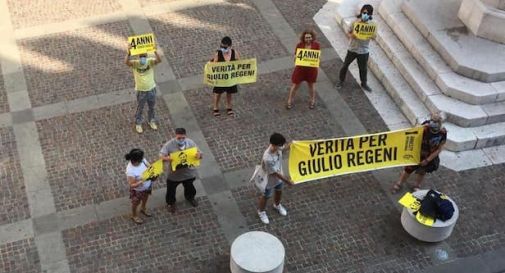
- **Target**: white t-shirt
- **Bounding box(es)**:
[126,159,152,191]
[262,147,283,188]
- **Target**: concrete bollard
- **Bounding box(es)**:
[401,189,459,242]
[230,231,285,273]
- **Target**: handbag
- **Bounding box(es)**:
[249,162,268,192]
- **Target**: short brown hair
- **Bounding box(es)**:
[299,30,316,43]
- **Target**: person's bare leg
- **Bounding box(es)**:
[287,83,300,106]
[258,196,267,211]
[308,82,316,107]
[226,93,233,109]
[141,195,149,211]
[413,173,426,190]
[213,93,221,110]
[273,190,282,206]
[391,170,411,192]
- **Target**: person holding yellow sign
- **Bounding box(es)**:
[125,149,155,225]
[125,44,162,134]
[211,36,241,117]
[336,4,375,92]
[159,128,202,213]
[287,30,320,110]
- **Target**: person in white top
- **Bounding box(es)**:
[125,149,154,224]
[257,133,294,224]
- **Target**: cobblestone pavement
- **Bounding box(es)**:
[1,0,504,272]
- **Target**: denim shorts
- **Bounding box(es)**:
[263,182,283,198]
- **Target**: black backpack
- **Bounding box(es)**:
[419,190,454,221]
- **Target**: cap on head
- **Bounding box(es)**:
[270,133,286,146]
[428,112,443,133]
[175,127,187,135]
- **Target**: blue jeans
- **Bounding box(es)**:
[263,182,283,198]
[135,88,156,124]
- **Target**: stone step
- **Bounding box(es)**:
[332,4,505,152]
[379,0,505,106]
[372,17,505,127]
[402,0,505,83]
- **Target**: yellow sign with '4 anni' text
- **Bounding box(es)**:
[128,33,156,56]
[295,48,321,68]
[352,22,377,40]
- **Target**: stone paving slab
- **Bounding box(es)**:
[0,127,30,225]
[62,197,229,273]
[6,0,122,29]
[0,73,8,114]
[36,101,174,212]
[0,238,40,273]
[231,173,433,273]
[185,68,346,172]
[320,59,390,134]
[149,0,289,79]
[18,21,133,107]
[271,0,332,49]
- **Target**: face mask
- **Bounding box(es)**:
[361,13,370,21]
[220,47,230,53]
[139,57,147,65]
[176,139,186,146]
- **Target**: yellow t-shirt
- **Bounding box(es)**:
[132,59,156,91]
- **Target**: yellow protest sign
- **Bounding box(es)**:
[416,212,435,226]
[352,22,377,40]
[288,127,423,183]
[169,147,201,172]
[204,58,257,87]
[128,33,156,56]
[398,192,421,211]
[141,159,164,181]
[295,48,321,68]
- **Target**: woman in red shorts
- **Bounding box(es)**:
[286,30,320,109]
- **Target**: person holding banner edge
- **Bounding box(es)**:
[125,45,162,134]
[391,113,447,193]
[286,30,320,109]
[125,149,154,225]
[159,128,202,213]
[257,133,294,225]
[336,4,375,92]
[211,36,240,117]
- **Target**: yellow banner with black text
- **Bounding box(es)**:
[294,48,321,67]
[204,58,257,87]
[288,127,423,183]
[128,33,156,56]
[352,22,377,40]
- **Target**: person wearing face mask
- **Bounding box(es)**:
[286,30,321,110]
[159,127,203,213]
[211,36,241,117]
[125,148,154,225]
[336,4,375,92]
[125,46,162,133]
[257,133,294,225]
[391,113,448,193]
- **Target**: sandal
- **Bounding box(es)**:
[213,109,220,117]
[309,101,316,109]
[390,182,402,194]
[131,216,143,224]
[226,108,235,116]
[286,102,292,110]
[140,209,153,217]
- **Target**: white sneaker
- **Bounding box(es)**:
[148,121,158,130]
[273,203,287,216]
[135,125,143,133]
[257,210,269,224]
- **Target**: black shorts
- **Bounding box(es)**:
[213,85,238,94]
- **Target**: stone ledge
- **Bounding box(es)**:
[380,0,505,106]
[402,0,505,82]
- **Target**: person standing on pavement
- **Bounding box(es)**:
[336,4,375,92]
[159,128,202,213]
[286,30,320,110]
[125,149,154,225]
[391,113,447,193]
[125,46,162,133]
[257,133,294,225]
[211,36,241,117]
